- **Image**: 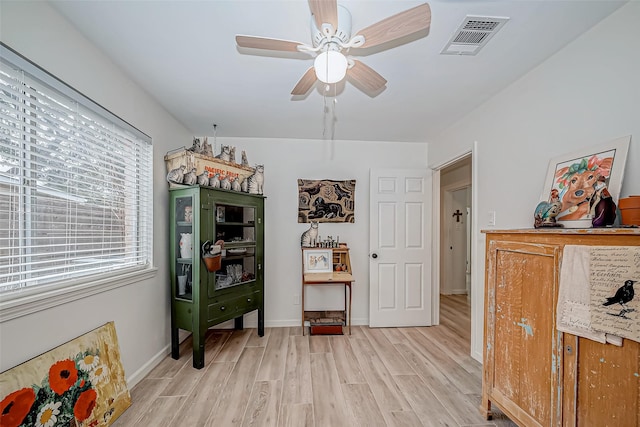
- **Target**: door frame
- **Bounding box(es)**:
[430,143,481,362]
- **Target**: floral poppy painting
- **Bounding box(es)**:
[0,322,130,427]
[540,135,630,225]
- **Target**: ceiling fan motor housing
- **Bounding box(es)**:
[311,4,352,49]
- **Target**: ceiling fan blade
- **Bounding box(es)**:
[291,67,317,95]
[308,0,338,34]
[348,60,387,92]
[236,35,304,52]
[354,3,431,49]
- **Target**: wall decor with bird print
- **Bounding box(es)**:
[589,246,640,342]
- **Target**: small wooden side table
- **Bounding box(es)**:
[302,271,353,335]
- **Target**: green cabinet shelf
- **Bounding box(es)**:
[169,186,265,369]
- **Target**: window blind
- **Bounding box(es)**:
[0,44,153,292]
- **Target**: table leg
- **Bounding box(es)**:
[347,283,352,335]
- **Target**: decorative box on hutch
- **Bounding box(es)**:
[164,148,255,188]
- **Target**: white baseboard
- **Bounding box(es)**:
[125,345,171,389]
[442,289,468,295]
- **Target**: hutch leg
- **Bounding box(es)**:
[171,327,180,359]
[192,331,205,369]
[234,315,244,330]
[258,307,264,336]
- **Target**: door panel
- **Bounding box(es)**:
[370,168,432,327]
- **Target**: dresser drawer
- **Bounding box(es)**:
[207,290,261,321]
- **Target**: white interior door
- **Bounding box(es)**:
[369,168,432,327]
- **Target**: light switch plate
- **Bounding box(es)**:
[488,211,496,226]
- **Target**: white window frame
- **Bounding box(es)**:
[0,44,156,322]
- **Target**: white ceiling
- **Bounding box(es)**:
[50,0,626,143]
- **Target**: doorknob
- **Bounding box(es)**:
[371,253,378,259]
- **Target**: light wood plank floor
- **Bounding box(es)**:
[114,295,516,426]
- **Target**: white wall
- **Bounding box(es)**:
[214,137,428,327]
[429,2,640,361]
[0,1,192,381]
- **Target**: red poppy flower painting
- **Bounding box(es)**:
[0,387,36,427]
[0,322,130,426]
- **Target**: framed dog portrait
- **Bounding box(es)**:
[303,249,333,273]
[540,135,630,225]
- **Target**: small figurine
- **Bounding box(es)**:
[246,164,264,195]
[182,167,197,185]
[220,175,231,190]
[231,176,242,192]
[201,137,214,157]
[196,171,210,186]
[215,145,231,162]
[241,150,250,167]
[187,137,202,154]
[534,189,563,228]
[229,146,236,164]
[240,177,248,193]
[590,176,617,227]
[209,173,220,188]
[301,222,319,247]
[184,206,193,223]
[166,165,186,184]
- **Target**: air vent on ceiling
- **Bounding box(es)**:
[441,15,509,56]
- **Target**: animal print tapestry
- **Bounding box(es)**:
[0,322,131,427]
[298,179,355,223]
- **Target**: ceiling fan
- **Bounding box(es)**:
[236,0,431,96]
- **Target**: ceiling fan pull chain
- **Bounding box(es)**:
[332,86,338,143]
[322,93,328,139]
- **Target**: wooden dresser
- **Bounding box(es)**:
[482,229,640,427]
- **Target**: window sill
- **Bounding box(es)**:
[0,266,158,323]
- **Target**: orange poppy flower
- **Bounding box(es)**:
[73,388,97,422]
[0,387,36,427]
[49,359,78,395]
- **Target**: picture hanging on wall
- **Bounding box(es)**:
[298,179,355,223]
[540,135,630,227]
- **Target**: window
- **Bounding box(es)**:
[0,44,153,303]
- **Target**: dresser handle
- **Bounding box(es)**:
[220,306,226,311]
[247,298,252,303]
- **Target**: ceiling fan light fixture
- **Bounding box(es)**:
[314,51,348,84]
